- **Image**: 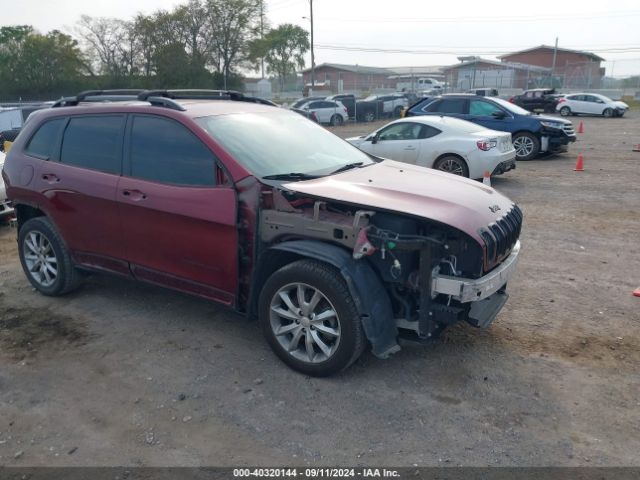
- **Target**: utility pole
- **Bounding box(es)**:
[310,0,315,89]
[551,37,558,87]
[260,0,265,79]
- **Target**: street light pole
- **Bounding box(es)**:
[310,0,315,90]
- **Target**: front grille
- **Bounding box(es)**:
[482,204,523,266]
[563,124,575,136]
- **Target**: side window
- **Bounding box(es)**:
[420,125,441,139]
[307,101,322,109]
[25,118,65,159]
[525,92,534,98]
[129,115,216,187]
[60,116,123,174]
[431,99,466,114]
[469,100,502,116]
[378,123,422,141]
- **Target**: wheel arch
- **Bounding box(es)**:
[432,152,470,176]
[15,203,47,232]
[249,240,399,358]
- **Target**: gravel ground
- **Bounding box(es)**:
[0,112,639,467]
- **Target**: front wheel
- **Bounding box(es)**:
[559,106,571,117]
[512,132,540,160]
[330,114,343,126]
[259,260,366,376]
[18,217,82,296]
[364,111,376,122]
[433,155,469,177]
[603,108,613,118]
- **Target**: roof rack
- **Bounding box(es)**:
[51,88,276,111]
[52,89,145,108]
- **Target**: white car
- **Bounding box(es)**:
[0,150,15,218]
[301,99,349,126]
[557,93,629,118]
[346,116,516,179]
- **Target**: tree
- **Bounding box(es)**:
[251,24,308,91]
[207,0,261,88]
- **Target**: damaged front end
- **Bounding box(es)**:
[258,188,522,357]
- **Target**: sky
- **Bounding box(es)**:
[6,0,640,77]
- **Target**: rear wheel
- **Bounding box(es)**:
[433,155,469,177]
[259,260,365,376]
[512,132,540,160]
[603,108,613,118]
[18,217,82,296]
[559,106,571,117]
[330,114,343,126]
[364,111,376,122]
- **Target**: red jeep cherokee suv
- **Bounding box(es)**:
[2,90,522,376]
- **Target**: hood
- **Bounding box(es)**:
[614,100,629,108]
[535,114,572,125]
[284,160,516,245]
[346,135,367,147]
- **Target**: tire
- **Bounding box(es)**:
[364,111,376,123]
[512,132,540,161]
[559,106,571,117]
[603,108,613,118]
[330,114,343,126]
[258,259,366,376]
[18,217,82,296]
[433,155,469,177]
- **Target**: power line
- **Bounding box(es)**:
[314,10,640,24]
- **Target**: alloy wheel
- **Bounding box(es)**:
[437,157,466,176]
[269,282,341,364]
[23,231,58,287]
[513,136,534,157]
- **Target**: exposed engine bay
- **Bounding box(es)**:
[258,188,520,344]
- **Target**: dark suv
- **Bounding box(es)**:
[3,89,523,376]
[510,88,560,113]
[406,94,576,160]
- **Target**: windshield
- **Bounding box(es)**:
[196,111,374,178]
[491,97,531,116]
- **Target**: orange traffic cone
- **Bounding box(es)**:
[634,287,640,297]
[577,122,584,134]
[483,170,491,187]
[574,154,584,172]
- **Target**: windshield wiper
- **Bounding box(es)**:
[330,162,364,175]
[262,172,321,181]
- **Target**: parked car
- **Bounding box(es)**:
[556,93,629,118]
[0,104,49,131]
[325,94,356,119]
[346,116,516,179]
[406,94,576,160]
[510,88,559,113]
[300,99,348,126]
[290,96,325,109]
[290,107,319,123]
[3,89,523,376]
[356,94,409,122]
[0,150,14,219]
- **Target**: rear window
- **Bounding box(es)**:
[25,118,65,159]
[60,116,123,174]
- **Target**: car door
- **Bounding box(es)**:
[468,99,513,132]
[118,114,238,305]
[31,114,129,275]
[307,101,329,123]
[365,122,423,163]
[584,95,605,114]
[567,95,587,114]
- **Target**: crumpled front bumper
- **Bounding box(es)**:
[431,241,521,303]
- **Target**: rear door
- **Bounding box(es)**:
[118,114,238,305]
[425,98,469,119]
[307,101,329,123]
[32,115,128,274]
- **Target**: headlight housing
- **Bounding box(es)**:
[540,121,564,129]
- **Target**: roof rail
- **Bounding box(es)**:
[52,89,146,108]
[137,89,246,101]
[146,96,187,111]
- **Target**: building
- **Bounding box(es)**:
[301,63,396,93]
[499,45,605,88]
[442,58,552,90]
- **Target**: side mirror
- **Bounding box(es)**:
[371,133,380,144]
[491,111,506,119]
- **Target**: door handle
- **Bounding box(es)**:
[122,189,147,201]
[404,146,416,151]
[41,174,60,183]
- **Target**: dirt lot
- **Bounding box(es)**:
[1,112,639,467]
